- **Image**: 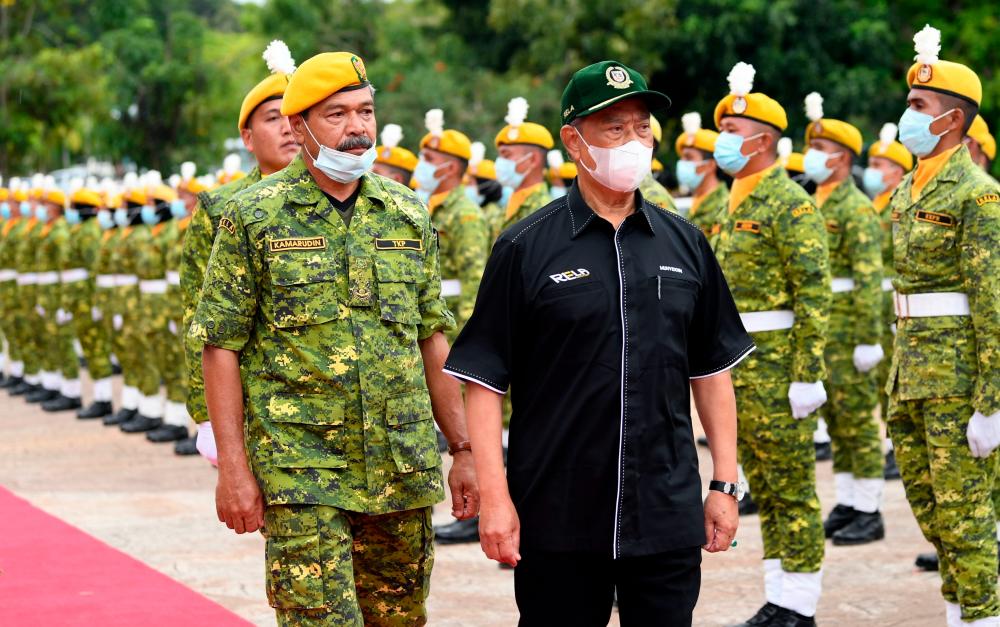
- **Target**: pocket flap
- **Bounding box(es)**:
[267,394,345,426]
[385,392,433,426]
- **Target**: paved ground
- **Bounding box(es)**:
[0,377,947,626]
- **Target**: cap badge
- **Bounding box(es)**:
[606,66,634,90]
[917,64,932,83]
[813,121,823,134]
[685,134,695,146]
[508,127,520,140]
[427,137,440,149]
[351,56,368,82]
[381,148,392,160]
[732,96,748,114]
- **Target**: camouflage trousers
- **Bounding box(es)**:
[72,300,114,381]
[877,291,895,421]
[17,285,42,376]
[821,361,882,478]
[163,316,186,403]
[119,287,158,395]
[888,395,999,621]
[42,310,78,380]
[264,504,433,627]
[737,382,824,572]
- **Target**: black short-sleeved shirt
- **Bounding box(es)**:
[444,183,754,559]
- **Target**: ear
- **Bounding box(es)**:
[240,127,254,154]
[288,114,307,146]
[951,108,967,135]
[561,125,582,162]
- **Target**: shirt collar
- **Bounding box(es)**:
[567,181,656,239]
[284,154,386,211]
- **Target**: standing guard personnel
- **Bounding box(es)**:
[712,62,832,627]
[11,180,45,398]
[674,111,728,243]
[495,97,554,232]
[640,115,678,211]
[373,123,418,185]
[190,50,478,625]
[0,180,29,391]
[887,25,1000,627]
[467,143,504,242]
[966,115,996,171]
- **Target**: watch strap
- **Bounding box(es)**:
[709,480,736,496]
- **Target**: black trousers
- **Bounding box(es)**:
[514,545,702,627]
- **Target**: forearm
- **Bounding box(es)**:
[202,344,249,473]
[466,383,509,502]
[419,331,468,443]
[692,370,738,483]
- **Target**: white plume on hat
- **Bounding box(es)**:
[262,40,296,76]
[505,97,529,128]
[85,175,98,189]
[31,173,45,190]
[804,92,824,123]
[168,174,181,189]
[199,174,217,189]
[424,109,444,137]
[547,150,564,169]
[180,161,197,181]
[42,174,56,191]
[777,137,793,159]
[879,123,898,146]
[681,112,702,135]
[122,172,138,189]
[727,62,755,97]
[380,124,403,149]
[144,170,162,190]
[223,153,241,176]
[469,142,485,167]
[8,177,19,190]
[913,25,941,65]
[69,177,84,195]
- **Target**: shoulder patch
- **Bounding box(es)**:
[976,193,1000,207]
[460,214,481,224]
[791,204,814,218]
[825,220,840,233]
[219,217,236,235]
[914,210,955,227]
[375,238,423,252]
[734,220,761,234]
[891,211,900,222]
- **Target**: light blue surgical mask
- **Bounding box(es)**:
[495,156,528,189]
[803,148,839,184]
[416,189,431,205]
[34,205,48,222]
[550,186,567,200]
[675,160,706,190]
[98,210,115,230]
[19,201,32,217]
[713,132,761,175]
[302,121,376,183]
[898,107,954,157]
[500,185,514,208]
[464,185,484,206]
[140,205,159,225]
[170,199,187,219]
[64,207,81,225]
[862,167,886,197]
[113,208,129,227]
[0,202,10,220]
[412,158,444,196]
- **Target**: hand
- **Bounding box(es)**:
[196,421,218,465]
[168,320,178,336]
[447,451,480,520]
[852,343,884,373]
[56,308,73,325]
[703,490,739,552]
[112,313,123,331]
[215,463,265,534]
[479,496,521,567]
[788,381,827,419]
[91,306,103,322]
[967,410,1000,458]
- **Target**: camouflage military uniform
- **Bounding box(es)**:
[638,173,678,212]
[136,219,174,404]
[0,217,27,375]
[874,191,896,421]
[14,218,44,382]
[687,182,729,246]
[500,182,550,233]
[713,165,831,573]
[190,156,454,625]
[93,228,125,383]
[36,218,78,387]
[62,217,113,381]
[164,216,190,405]
[181,167,262,424]
[482,201,504,243]
[886,145,1000,621]
[115,225,159,397]
[428,187,488,341]
[817,179,884,481]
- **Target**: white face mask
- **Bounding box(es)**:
[574,128,652,193]
[302,121,376,183]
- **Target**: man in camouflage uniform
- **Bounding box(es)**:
[712,63,831,627]
[0,182,30,391]
[14,185,48,399]
[640,115,678,211]
[674,112,728,244]
[190,51,478,626]
[494,99,553,232]
[886,34,1000,625]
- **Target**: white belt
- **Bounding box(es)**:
[60,268,89,283]
[16,272,37,286]
[0,269,16,282]
[740,310,795,333]
[139,279,168,294]
[166,271,180,286]
[881,278,895,292]
[96,274,117,289]
[36,271,59,285]
[116,274,138,287]
[894,292,970,318]
[441,279,462,298]
[831,277,855,293]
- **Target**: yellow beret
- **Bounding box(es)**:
[469,159,496,180]
[280,52,369,117]
[714,93,788,132]
[495,122,554,150]
[31,187,44,200]
[420,129,473,161]
[868,139,914,171]
[0,188,8,201]
[123,188,147,206]
[182,178,208,194]
[71,188,104,208]
[376,146,418,173]
[651,158,664,173]
[674,128,720,156]
[968,115,996,161]
[783,152,805,174]
[105,192,123,209]
[44,189,67,208]
[907,60,982,106]
[650,116,663,144]
[557,161,578,180]
[149,184,178,203]
[13,188,28,202]
[238,73,289,131]
[804,118,863,156]
[216,170,246,185]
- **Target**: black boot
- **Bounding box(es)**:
[823,504,857,538]
[814,441,832,461]
[0,374,16,389]
[25,387,58,403]
[729,602,783,626]
[769,607,816,627]
[174,435,198,455]
[146,424,188,443]
[434,517,480,544]
[41,395,82,412]
[78,401,113,419]
[120,414,162,433]
[883,450,901,480]
[739,492,759,516]
[9,380,33,396]
[832,511,885,545]
[914,551,939,571]
[104,407,136,426]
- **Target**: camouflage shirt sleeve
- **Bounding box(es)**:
[847,203,884,346]
[450,205,489,331]
[181,199,213,329]
[417,223,456,341]
[962,192,1000,415]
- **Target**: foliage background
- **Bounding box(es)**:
[1,0,997,176]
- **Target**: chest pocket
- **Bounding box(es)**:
[909,211,958,251]
[374,251,424,326]
[268,248,341,328]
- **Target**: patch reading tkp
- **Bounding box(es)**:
[549,268,590,284]
[219,217,236,234]
[268,236,327,253]
[375,238,423,251]
[915,210,955,227]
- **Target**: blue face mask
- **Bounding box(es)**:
[550,186,567,200]
[495,156,528,189]
[803,148,838,184]
[140,205,159,225]
[713,132,761,175]
[64,207,81,225]
[412,158,444,196]
[34,205,48,222]
[303,121,376,183]
[113,208,129,228]
[0,202,10,220]
[170,200,187,219]
[98,210,115,230]
[862,168,886,197]
[19,201,32,217]
[464,185,484,206]
[898,107,954,157]
[500,185,514,208]
[416,189,431,205]
[675,160,706,190]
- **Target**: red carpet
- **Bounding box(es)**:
[0,486,252,626]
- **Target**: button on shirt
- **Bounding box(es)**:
[444,183,754,558]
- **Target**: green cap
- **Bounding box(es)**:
[560,60,671,125]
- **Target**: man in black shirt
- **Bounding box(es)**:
[444,61,754,626]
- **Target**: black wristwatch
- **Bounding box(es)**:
[709,480,746,502]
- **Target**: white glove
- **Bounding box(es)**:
[56,308,73,325]
[196,422,218,466]
[788,381,828,419]
[35,305,46,317]
[168,320,178,336]
[967,411,1000,458]
[852,344,884,373]
[112,314,123,331]
[91,306,103,322]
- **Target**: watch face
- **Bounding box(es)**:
[736,482,747,502]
